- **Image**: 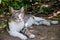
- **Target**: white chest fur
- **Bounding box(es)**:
[9,21,24,32]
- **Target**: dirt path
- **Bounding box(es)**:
[0,24,60,40]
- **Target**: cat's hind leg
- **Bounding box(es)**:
[33,16,45,21]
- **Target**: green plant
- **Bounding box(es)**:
[0,21,6,28]
[0,0,25,13]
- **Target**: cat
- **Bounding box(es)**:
[7,7,58,40]
[7,7,35,40]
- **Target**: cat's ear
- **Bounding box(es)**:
[20,7,24,14]
[9,7,14,14]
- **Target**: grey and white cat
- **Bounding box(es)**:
[7,7,58,40]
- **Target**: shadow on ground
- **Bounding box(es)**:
[0,24,60,40]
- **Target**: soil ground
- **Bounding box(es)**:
[0,22,60,40]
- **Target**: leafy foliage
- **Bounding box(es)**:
[39,6,47,13]
[0,0,25,14]
[0,20,6,28]
[0,0,60,28]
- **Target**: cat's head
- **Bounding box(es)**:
[10,7,24,22]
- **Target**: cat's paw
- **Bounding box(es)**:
[21,36,27,40]
[29,34,35,38]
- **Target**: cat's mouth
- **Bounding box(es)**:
[15,19,23,22]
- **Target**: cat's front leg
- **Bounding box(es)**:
[21,28,35,39]
[9,31,27,40]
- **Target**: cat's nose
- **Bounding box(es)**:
[19,19,22,21]
[19,19,21,21]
